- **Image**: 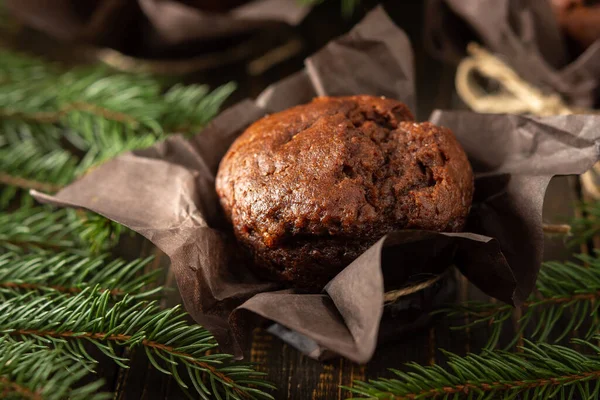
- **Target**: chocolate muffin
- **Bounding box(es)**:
[216,96,474,288]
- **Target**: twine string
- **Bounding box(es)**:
[455,42,600,201]
[455,43,584,116]
[383,273,445,304]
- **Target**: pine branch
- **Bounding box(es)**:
[0,103,139,125]
[161,82,236,132]
[0,252,160,299]
[0,336,109,400]
[0,119,64,153]
[0,172,62,193]
[75,212,127,254]
[0,64,162,124]
[440,252,600,349]
[346,339,600,400]
[0,141,77,192]
[73,131,160,175]
[0,49,56,84]
[0,207,122,254]
[1,289,275,399]
[0,51,234,143]
[0,50,234,206]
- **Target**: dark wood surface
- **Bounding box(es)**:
[11,2,584,399]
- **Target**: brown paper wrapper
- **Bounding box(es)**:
[424,0,600,107]
[32,7,600,363]
[6,0,309,58]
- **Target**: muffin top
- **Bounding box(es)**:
[216,95,474,287]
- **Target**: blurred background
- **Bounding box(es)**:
[1,1,452,119]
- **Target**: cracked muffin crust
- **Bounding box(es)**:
[216,95,474,288]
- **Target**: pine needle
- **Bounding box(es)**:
[346,339,600,400]
[439,251,600,349]
[0,49,56,83]
[1,289,274,399]
[0,140,77,194]
[0,252,160,299]
[0,49,235,206]
[0,29,267,400]
[0,336,110,400]
[0,207,122,254]
[161,82,236,132]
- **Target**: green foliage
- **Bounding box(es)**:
[569,202,600,247]
[0,120,64,152]
[0,43,257,399]
[0,40,271,399]
[0,207,120,254]
[346,339,600,400]
[1,289,274,399]
[0,49,234,207]
[0,337,110,400]
[0,251,160,299]
[0,141,77,194]
[0,48,55,83]
[439,252,600,349]
[161,82,236,131]
[75,212,127,254]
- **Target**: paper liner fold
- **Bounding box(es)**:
[6,0,309,58]
[425,0,600,107]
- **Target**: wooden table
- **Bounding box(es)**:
[20,2,579,398]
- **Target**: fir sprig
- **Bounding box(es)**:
[0,140,77,194]
[1,289,274,399]
[161,83,237,131]
[439,252,600,349]
[0,52,235,140]
[0,207,121,254]
[0,337,109,400]
[0,50,235,206]
[0,252,159,299]
[346,339,600,400]
[0,49,55,83]
[0,119,64,152]
[0,45,254,399]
